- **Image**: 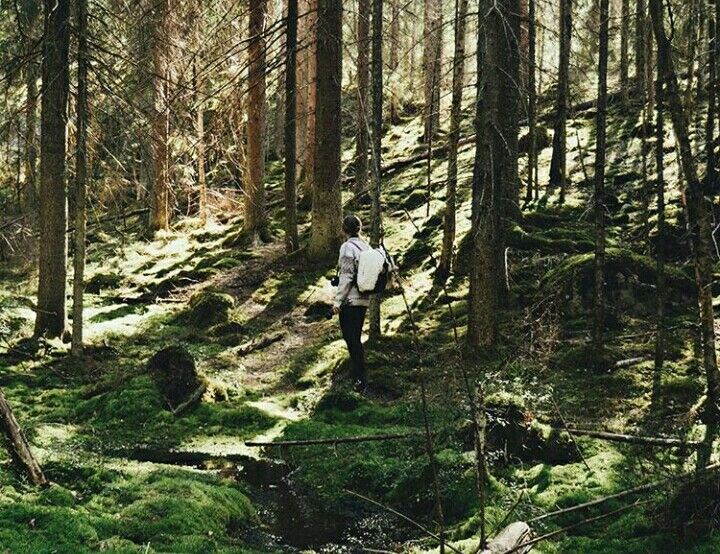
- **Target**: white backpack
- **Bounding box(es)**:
[356,247,393,294]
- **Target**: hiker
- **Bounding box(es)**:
[333,215,371,390]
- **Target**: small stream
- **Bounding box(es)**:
[235,456,420,552]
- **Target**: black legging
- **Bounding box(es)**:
[339,305,367,383]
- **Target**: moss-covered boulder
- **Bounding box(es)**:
[183,290,235,327]
[85,272,123,294]
[147,346,205,411]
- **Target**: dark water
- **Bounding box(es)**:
[235,456,418,552]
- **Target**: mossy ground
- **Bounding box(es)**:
[0,81,718,552]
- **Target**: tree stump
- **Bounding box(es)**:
[148,346,206,413]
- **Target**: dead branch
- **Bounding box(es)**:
[245,432,419,447]
[557,427,701,448]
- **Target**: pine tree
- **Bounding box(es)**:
[549,0,571,203]
[35,0,70,338]
[307,0,343,261]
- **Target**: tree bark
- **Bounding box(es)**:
[467,0,520,349]
[285,0,300,252]
[35,0,70,339]
[526,0,538,202]
[296,0,310,183]
[246,0,268,239]
[649,0,720,425]
[71,0,89,356]
[304,0,318,204]
[592,0,609,361]
[437,0,467,281]
[367,0,383,340]
[620,0,629,101]
[355,0,370,192]
[422,0,442,142]
[307,0,343,262]
[549,0,571,202]
[149,0,170,233]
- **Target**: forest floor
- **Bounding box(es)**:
[1,98,720,553]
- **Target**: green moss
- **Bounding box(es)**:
[182,290,235,327]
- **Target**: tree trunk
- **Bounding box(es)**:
[368,0,384,340]
[149,0,170,233]
[649,0,720,425]
[422,0,442,142]
[549,0,571,202]
[468,0,520,349]
[194,19,207,225]
[635,0,646,86]
[285,0,300,252]
[355,0,369,192]
[592,0,610,361]
[296,0,310,183]
[35,0,70,339]
[525,0,537,202]
[72,0,89,356]
[620,0,629,101]
[437,0,468,281]
[246,0,268,240]
[303,0,318,205]
[307,0,343,262]
[654,63,666,376]
[389,0,401,124]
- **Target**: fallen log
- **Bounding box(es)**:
[482,522,532,554]
[557,427,701,448]
[0,388,48,486]
[236,330,286,356]
[245,432,419,447]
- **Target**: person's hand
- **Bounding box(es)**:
[332,305,341,315]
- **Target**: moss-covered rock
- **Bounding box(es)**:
[183,290,235,327]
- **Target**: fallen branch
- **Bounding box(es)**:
[245,432,419,448]
[106,446,252,465]
[557,427,701,448]
[614,356,650,369]
[0,388,48,486]
[504,501,651,554]
[345,489,464,554]
[529,462,720,523]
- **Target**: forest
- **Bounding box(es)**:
[2,0,720,551]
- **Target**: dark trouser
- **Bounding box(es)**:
[339,305,367,384]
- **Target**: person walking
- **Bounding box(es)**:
[333,214,371,391]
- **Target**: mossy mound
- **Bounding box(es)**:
[303,301,333,322]
[539,248,694,315]
[183,290,235,327]
[147,345,205,411]
[85,272,124,294]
